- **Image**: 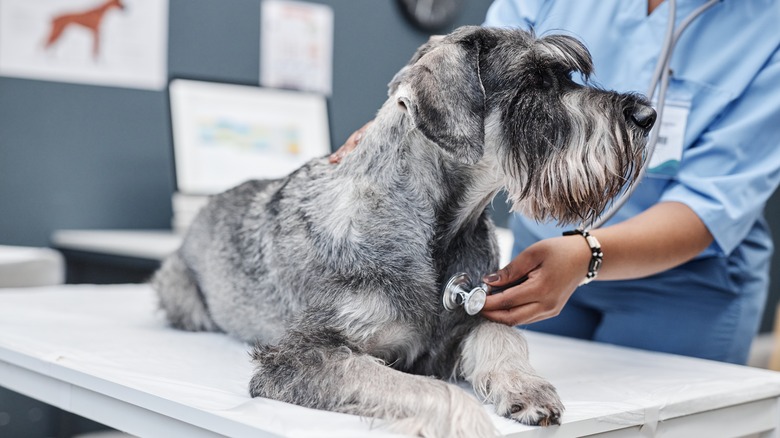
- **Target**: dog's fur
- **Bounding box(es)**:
[152,26,653,437]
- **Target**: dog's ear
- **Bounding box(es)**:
[387,35,444,97]
[391,28,487,165]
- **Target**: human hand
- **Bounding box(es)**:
[480,236,591,325]
[329,121,373,164]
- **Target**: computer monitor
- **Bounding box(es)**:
[169,79,330,195]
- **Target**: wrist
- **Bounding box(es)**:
[562,229,603,285]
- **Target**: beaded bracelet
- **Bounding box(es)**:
[562,228,603,285]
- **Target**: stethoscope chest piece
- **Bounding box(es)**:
[442,272,487,316]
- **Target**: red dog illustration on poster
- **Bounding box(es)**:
[44,0,126,59]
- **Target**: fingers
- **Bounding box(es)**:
[482,249,541,288]
[480,269,562,325]
[481,303,552,326]
[482,280,533,312]
[481,284,563,325]
[329,121,373,164]
[328,131,360,164]
[479,239,581,326]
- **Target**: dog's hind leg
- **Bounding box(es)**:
[250,326,497,438]
[458,321,563,426]
[151,252,219,333]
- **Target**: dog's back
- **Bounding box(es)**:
[155,175,329,343]
[154,178,289,342]
[153,150,461,350]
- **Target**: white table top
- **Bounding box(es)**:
[1,284,779,437]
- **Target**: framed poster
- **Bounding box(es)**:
[260,0,333,95]
[0,0,168,90]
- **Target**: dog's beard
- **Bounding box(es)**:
[500,92,646,226]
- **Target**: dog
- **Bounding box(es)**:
[45,0,126,59]
[152,26,654,437]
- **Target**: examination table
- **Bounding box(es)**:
[1,284,779,437]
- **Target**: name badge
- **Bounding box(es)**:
[647,99,690,177]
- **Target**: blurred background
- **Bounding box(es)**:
[0,1,497,436]
[0,0,779,436]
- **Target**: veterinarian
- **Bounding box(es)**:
[476,0,780,365]
[333,0,780,365]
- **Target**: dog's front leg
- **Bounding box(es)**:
[250,326,497,438]
[459,321,563,426]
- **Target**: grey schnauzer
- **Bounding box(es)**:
[152,26,654,437]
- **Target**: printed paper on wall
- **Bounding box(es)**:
[0,0,168,90]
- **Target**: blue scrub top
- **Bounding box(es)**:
[484,0,780,360]
[485,0,780,269]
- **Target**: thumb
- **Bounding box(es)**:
[483,248,541,287]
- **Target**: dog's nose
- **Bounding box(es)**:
[629,105,657,131]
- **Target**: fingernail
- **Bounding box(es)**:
[354,132,363,144]
[483,273,500,283]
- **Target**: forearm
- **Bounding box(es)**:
[590,201,713,281]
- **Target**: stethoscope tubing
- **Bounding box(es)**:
[587,0,721,230]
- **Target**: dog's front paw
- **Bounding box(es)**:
[387,381,498,438]
[491,373,563,427]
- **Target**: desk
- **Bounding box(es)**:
[1,285,779,437]
[51,230,182,284]
[51,230,182,260]
[50,229,516,284]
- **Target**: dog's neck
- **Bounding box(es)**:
[341,102,503,239]
[443,155,503,239]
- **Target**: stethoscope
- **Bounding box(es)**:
[443,0,721,316]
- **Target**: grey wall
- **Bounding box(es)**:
[0,0,778,331]
[0,0,494,247]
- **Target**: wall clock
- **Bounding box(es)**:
[397,0,464,32]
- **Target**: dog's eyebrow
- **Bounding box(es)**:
[536,35,593,80]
